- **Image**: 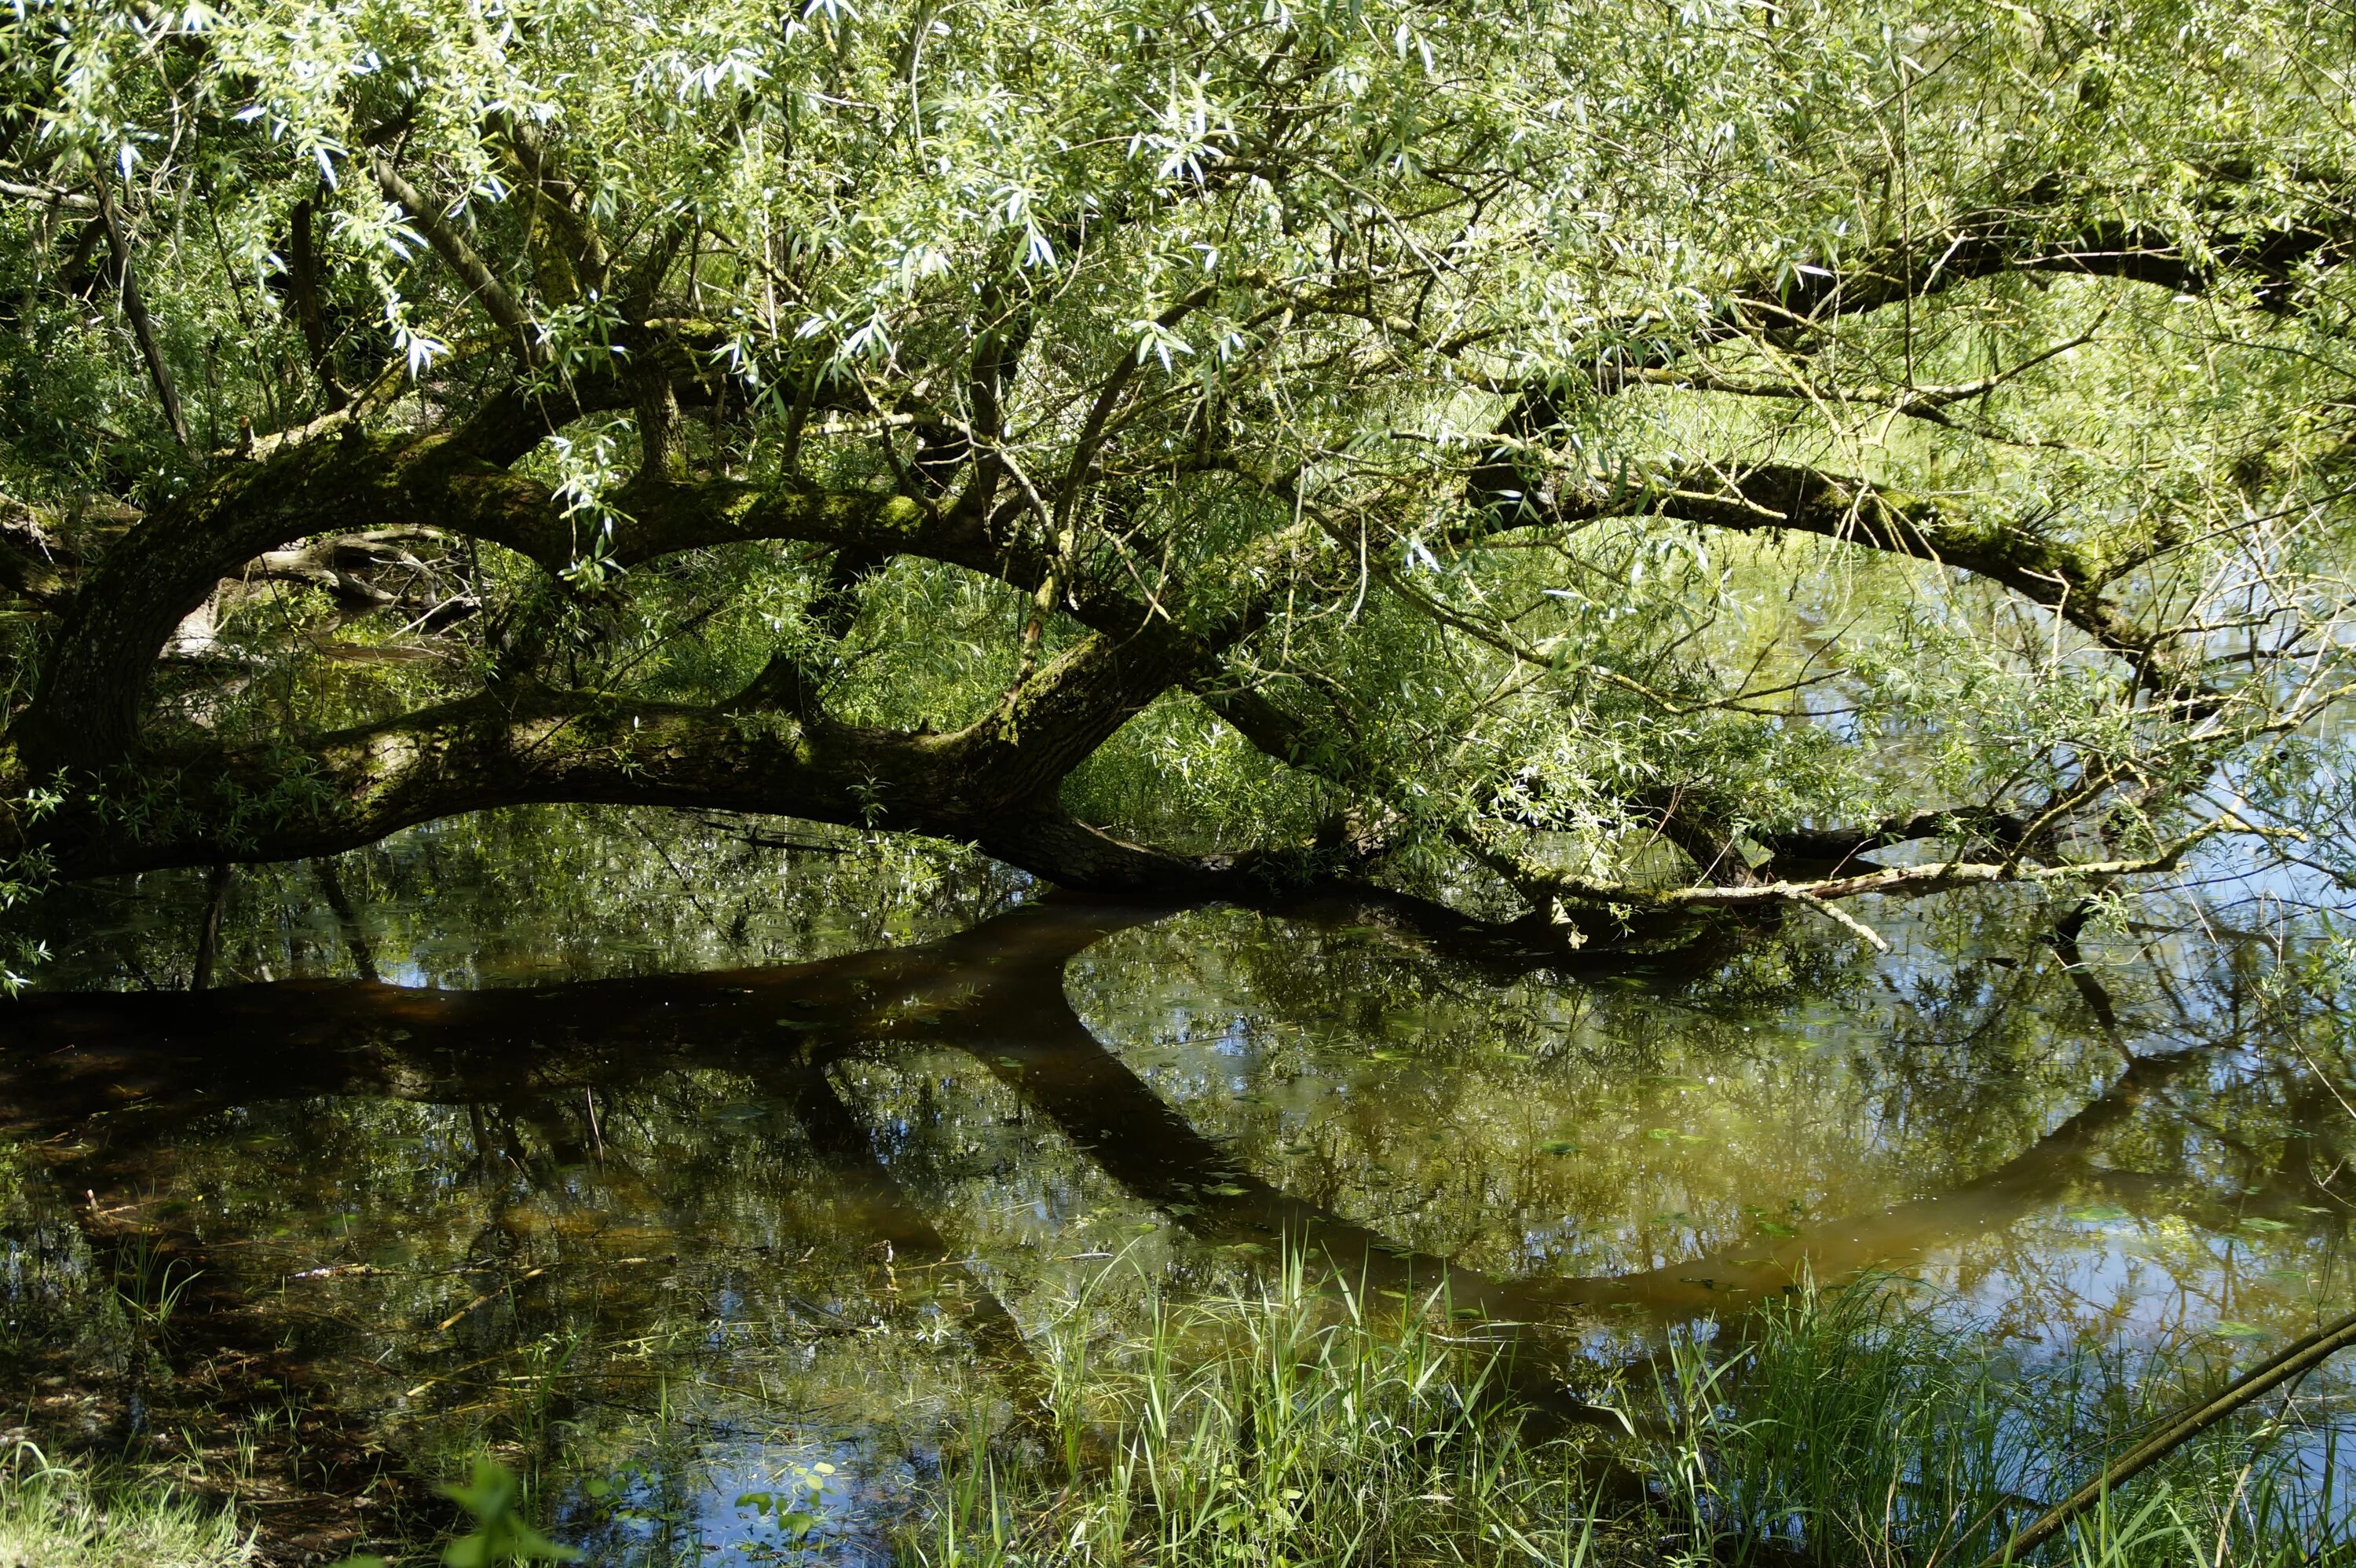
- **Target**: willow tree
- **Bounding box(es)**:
[1,0,2351,949]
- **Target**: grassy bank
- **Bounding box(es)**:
[907,1266,2354,1568]
[0,1442,250,1568]
[16,1269,2349,1566]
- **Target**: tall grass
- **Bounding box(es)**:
[916,1255,1595,1568]
[0,1442,251,1568]
[53,1261,2330,1568]
[903,1264,2355,1568]
[1665,1281,2351,1567]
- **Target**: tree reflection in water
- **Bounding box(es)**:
[1,806,2349,1563]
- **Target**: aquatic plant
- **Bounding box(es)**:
[905,1266,2355,1568]
[1657,1281,2354,1568]
[913,1257,1552,1568]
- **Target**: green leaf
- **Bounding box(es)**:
[437,1460,580,1565]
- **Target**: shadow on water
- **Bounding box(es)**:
[1,808,2351,1561]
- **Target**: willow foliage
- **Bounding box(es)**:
[0,0,2350,939]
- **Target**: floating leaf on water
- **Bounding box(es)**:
[2065,1204,2132,1224]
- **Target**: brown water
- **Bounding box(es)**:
[1,806,2350,1563]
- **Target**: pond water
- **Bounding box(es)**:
[2,806,2351,1563]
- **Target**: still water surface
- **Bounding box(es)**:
[2,807,2350,1561]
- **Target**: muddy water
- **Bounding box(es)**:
[2,807,2351,1563]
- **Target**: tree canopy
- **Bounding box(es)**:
[2,0,2352,950]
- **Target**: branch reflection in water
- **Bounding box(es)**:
[0,805,2349,1563]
